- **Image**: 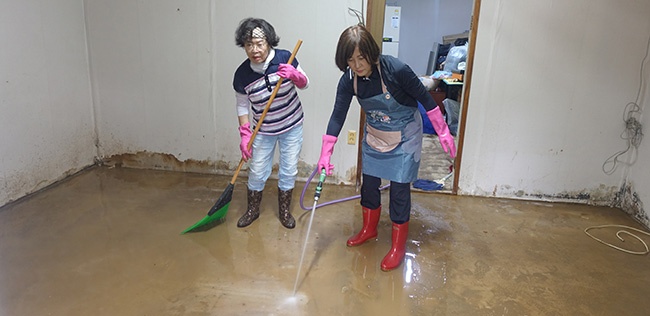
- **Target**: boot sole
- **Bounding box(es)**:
[237,214,259,228]
[346,235,378,247]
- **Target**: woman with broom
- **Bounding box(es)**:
[233,18,309,229]
[317,24,456,271]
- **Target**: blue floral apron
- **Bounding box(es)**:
[355,66,423,183]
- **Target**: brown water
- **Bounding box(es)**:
[0,166,648,315]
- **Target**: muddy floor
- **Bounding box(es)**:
[0,166,648,315]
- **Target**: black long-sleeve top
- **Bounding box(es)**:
[325,55,437,137]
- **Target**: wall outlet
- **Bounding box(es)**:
[347,130,357,145]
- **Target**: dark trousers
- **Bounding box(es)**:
[360,174,411,224]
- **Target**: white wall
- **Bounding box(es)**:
[461,0,650,216]
[0,0,96,205]
[84,0,363,181]
[84,1,215,161]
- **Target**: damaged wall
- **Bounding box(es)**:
[618,34,650,228]
[460,0,650,223]
[83,0,363,185]
[0,0,96,205]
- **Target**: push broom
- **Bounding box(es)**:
[182,39,303,234]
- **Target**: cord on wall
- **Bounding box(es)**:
[602,35,649,175]
[348,6,364,25]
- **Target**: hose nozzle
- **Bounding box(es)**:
[314,168,327,200]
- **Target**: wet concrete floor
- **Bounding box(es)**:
[0,166,649,315]
[417,134,455,193]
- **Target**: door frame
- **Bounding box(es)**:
[364,0,482,194]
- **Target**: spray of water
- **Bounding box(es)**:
[292,199,318,295]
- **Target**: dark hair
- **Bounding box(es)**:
[334,24,380,71]
[234,18,280,47]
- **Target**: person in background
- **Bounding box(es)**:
[317,24,456,271]
[233,17,309,229]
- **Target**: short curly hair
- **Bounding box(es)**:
[335,24,380,71]
[234,18,280,48]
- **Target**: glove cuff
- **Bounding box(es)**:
[238,122,252,137]
[321,134,337,155]
[426,107,449,136]
[322,134,337,144]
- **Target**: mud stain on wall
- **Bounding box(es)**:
[481,183,621,207]
[613,182,649,229]
[101,151,232,175]
[101,151,357,185]
[470,182,650,230]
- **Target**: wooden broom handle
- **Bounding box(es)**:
[230,39,303,184]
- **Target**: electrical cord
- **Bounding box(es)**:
[602,34,649,175]
[348,6,364,26]
[602,102,644,174]
[595,36,650,256]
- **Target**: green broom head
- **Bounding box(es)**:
[181,183,234,234]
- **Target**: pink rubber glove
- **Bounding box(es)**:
[277,63,307,89]
[238,122,253,161]
[318,134,337,176]
[426,107,457,158]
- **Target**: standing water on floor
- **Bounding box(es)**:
[0,166,649,315]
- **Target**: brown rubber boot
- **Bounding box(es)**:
[278,188,296,229]
[237,189,263,227]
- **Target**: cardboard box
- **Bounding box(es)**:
[442,31,470,44]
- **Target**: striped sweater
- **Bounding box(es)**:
[233,49,304,135]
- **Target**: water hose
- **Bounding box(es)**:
[299,162,453,211]
[299,167,390,211]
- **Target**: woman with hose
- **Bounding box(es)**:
[317,24,456,271]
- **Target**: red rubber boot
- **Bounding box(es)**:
[381,222,409,271]
[346,206,381,247]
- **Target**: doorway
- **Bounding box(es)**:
[364,0,481,194]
